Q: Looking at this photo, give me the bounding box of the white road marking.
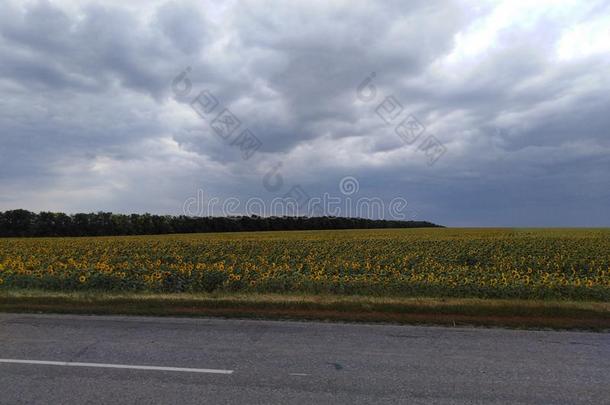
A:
[0,358,233,374]
[289,373,309,376]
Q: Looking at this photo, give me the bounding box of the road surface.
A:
[0,313,608,404]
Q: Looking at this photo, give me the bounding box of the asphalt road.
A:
[0,313,608,404]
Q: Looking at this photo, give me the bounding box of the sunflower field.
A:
[0,228,609,300]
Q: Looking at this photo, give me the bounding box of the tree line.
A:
[0,209,441,237]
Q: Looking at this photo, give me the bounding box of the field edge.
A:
[1,290,608,330]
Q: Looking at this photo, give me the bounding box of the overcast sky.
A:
[1,0,608,226]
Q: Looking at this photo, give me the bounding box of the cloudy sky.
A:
[1,0,609,226]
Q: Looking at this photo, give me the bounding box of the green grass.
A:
[1,289,608,330]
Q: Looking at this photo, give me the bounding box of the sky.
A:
[0,0,609,227]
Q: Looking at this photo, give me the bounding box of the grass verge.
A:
[1,289,608,330]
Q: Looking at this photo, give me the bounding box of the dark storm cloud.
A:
[0,0,608,225]
[223,0,464,152]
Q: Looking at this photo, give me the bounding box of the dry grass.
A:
[1,289,608,330]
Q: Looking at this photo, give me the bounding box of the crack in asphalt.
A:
[69,338,100,362]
